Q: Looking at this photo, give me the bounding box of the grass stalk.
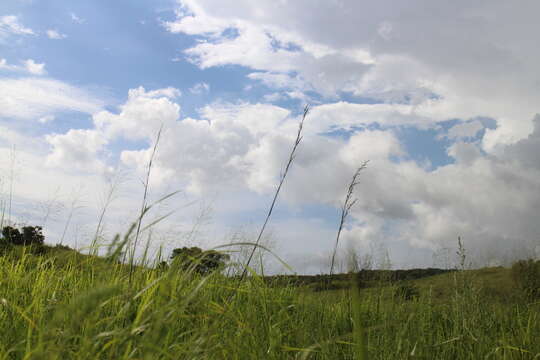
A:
[239,105,309,282]
[330,161,368,276]
[129,124,163,282]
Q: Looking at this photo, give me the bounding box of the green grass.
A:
[0,246,539,359]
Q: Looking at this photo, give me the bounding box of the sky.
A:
[1,0,540,273]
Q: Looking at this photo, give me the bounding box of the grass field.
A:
[0,244,539,359]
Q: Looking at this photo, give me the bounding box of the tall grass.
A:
[1,109,539,359]
[0,245,538,359]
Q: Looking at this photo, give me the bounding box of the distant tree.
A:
[170,247,229,275]
[22,226,45,245]
[1,225,44,246]
[2,226,23,245]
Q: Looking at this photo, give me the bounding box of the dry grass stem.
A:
[239,105,309,282]
[330,161,368,276]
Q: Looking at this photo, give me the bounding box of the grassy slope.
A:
[0,246,538,359]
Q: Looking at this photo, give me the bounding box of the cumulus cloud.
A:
[30,80,540,268]
[93,86,181,140]
[446,120,484,140]
[500,115,540,170]
[165,0,540,154]
[446,142,482,165]
[193,107,538,265]
[0,58,46,75]
[5,0,539,269]
[46,129,108,173]
[44,87,181,175]
[166,2,373,97]
[248,72,303,89]
[23,59,46,75]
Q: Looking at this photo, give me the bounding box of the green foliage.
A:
[511,259,540,300]
[263,268,455,290]
[1,225,44,246]
[1,225,45,256]
[170,246,230,275]
[1,252,539,359]
[0,247,539,358]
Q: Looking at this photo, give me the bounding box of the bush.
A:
[1,225,44,246]
[511,259,540,300]
[0,226,45,255]
[170,247,229,275]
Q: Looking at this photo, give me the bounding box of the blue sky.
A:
[1,0,540,272]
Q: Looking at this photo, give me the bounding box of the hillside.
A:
[1,242,538,358]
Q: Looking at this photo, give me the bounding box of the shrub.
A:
[0,225,45,255]
[1,226,23,245]
[22,226,45,246]
[511,259,540,300]
[170,247,229,275]
[1,225,44,246]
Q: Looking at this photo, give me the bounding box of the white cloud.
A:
[57,88,293,193]
[23,59,46,75]
[0,77,104,120]
[58,89,538,263]
[0,76,533,269]
[307,101,432,134]
[46,29,67,40]
[446,142,482,166]
[0,15,35,39]
[153,101,540,265]
[0,58,46,75]
[165,0,540,154]
[1,1,539,270]
[446,120,484,140]
[70,12,85,24]
[93,86,181,141]
[164,4,229,35]
[46,129,108,173]
[166,4,373,97]
[247,72,306,91]
[189,82,210,94]
[262,92,285,102]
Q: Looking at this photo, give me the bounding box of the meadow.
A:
[1,110,539,359]
[0,241,539,359]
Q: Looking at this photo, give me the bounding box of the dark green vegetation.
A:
[264,268,456,291]
[0,233,539,359]
[169,246,230,275]
[511,259,540,300]
[1,226,44,247]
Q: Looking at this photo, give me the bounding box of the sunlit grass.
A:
[0,245,538,359]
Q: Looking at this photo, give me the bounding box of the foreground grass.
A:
[0,248,539,359]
